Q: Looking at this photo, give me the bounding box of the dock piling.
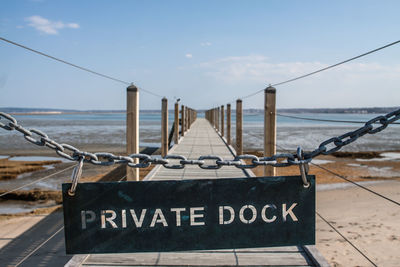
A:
[236,99,243,155]
[264,86,276,176]
[161,97,168,157]
[126,85,139,181]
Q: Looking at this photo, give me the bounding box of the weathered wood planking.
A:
[83,251,313,266]
[67,118,328,266]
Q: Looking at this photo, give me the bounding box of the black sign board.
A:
[62,175,315,254]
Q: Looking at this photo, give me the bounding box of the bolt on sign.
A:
[62,175,315,254]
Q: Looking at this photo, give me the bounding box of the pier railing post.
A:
[217,107,220,133]
[211,109,214,127]
[188,108,191,128]
[221,105,224,137]
[181,105,185,137]
[161,97,168,157]
[174,101,179,145]
[236,99,243,155]
[187,107,189,129]
[126,85,139,181]
[227,104,231,145]
[188,108,191,130]
[264,86,276,176]
[214,108,217,129]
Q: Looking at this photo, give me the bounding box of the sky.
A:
[1,0,400,111]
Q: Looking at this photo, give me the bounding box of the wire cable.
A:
[14,226,64,267]
[277,113,400,125]
[229,39,400,103]
[0,165,74,198]
[0,36,164,98]
[274,143,400,206]
[316,211,377,267]
[312,163,400,207]
[272,39,400,87]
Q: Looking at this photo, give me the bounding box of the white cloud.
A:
[194,54,400,108]
[185,53,193,59]
[201,42,212,47]
[198,55,400,84]
[25,15,80,35]
[67,23,79,29]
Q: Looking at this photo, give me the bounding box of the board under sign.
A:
[62,175,315,254]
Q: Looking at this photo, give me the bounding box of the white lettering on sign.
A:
[282,203,298,222]
[150,209,168,227]
[190,207,205,226]
[219,206,235,225]
[101,210,117,229]
[261,205,277,223]
[239,205,257,224]
[80,203,299,230]
[130,209,147,227]
[81,210,96,229]
[122,209,127,228]
[170,208,186,227]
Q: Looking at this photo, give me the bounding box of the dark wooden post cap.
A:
[127,84,138,92]
[265,86,276,94]
[236,99,242,103]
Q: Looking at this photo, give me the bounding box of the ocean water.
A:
[0,111,399,153]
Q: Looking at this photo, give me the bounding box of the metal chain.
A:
[1,109,399,170]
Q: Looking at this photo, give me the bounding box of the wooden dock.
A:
[67,118,328,266]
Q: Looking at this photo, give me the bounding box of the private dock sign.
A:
[62,175,315,254]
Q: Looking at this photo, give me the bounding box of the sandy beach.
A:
[316,180,400,266]
[1,148,399,266]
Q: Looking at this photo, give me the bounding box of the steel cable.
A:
[230,39,400,102]
[272,39,400,87]
[13,226,64,267]
[316,212,377,267]
[277,113,400,124]
[0,36,164,98]
[274,143,400,207]
[0,165,74,198]
[311,163,400,206]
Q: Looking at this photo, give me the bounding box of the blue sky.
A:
[1,0,400,110]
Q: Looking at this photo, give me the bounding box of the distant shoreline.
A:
[1,106,399,115]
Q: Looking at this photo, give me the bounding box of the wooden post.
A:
[189,108,192,128]
[221,105,224,137]
[187,108,191,130]
[214,108,216,128]
[185,106,189,131]
[236,99,243,155]
[174,101,179,145]
[216,107,220,133]
[227,104,231,145]
[264,86,276,176]
[161,98,168,157]
[181,105,185,137]
[126,85,139,181]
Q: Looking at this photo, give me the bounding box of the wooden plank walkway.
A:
[147,118,246,180]
[67,118,328,267]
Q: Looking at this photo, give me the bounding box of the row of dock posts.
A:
[205,86,277,176]
[126,84,197,181]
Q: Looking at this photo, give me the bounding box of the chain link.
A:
[1,109,399,169]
